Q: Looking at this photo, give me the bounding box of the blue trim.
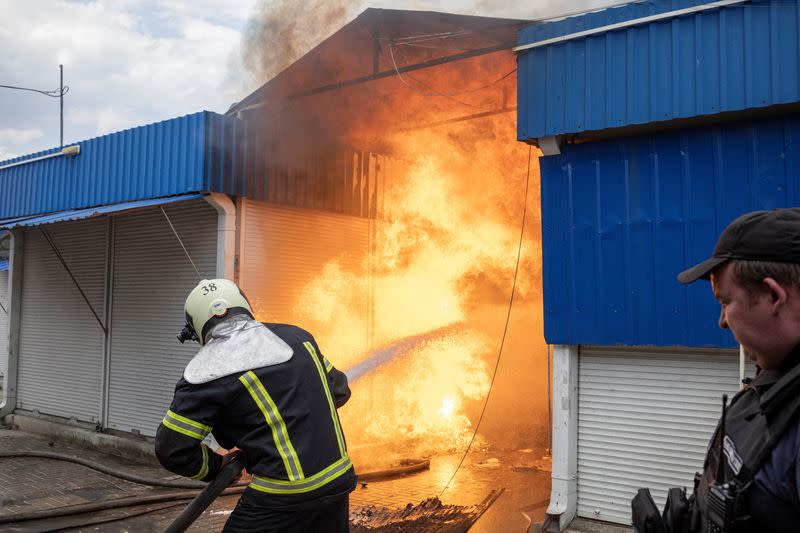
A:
[0,194,204,229]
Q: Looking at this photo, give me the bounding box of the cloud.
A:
[0,0,625,159]
[0,128,44,146]
[0,0,256,156]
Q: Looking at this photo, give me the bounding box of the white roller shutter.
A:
[239,201,371,353]
[106,200,217,436]
[0,270,8,383]
[17,219,107,422]
[576,345,756,524]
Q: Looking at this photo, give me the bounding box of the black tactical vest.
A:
[694,349,800,532]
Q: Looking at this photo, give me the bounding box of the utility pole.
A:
[0,66,69,148]
[60,65,64,147]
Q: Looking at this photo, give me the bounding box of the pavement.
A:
[0,426,555,531]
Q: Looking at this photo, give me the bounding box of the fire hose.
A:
[0,450,429,529]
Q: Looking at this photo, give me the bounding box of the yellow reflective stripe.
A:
[191,444,209,480]
[323,358,333,373]
[249,456,352,494]
[304,341,346,457]
[239,371,304,481]
[167,410,211,432]
[161,410,211,440]
[162,418,206,440]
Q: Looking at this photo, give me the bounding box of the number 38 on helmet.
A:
[177,278,254,345]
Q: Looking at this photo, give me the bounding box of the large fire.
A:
[287,111,544,465]
[244,16,548,469]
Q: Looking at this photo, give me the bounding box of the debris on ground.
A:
[350,489,504,532]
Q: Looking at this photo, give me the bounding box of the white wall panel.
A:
[576,345,755,524]
[17,220,107,422]
[107,200,217,436]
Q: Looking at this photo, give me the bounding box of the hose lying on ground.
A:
[0,451,205,489]
[0,486,247,524]
[0,452,430,526]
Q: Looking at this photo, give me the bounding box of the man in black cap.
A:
[677,208,800,532]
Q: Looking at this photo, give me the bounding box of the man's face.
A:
[711,262,784,369]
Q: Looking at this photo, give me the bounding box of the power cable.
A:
[388,44,512,109]
[438,145,533,498]
[161,206,202,281]
[0,83,69,98]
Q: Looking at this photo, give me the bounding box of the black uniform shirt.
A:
[155,323,356,507]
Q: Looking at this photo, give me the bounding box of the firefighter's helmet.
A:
[180,279,253,345]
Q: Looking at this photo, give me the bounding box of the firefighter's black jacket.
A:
[155,323,356,507]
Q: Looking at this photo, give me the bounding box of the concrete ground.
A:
[0,426,554,532]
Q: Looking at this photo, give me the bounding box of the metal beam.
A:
[294,41,515,99]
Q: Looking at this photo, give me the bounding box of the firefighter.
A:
[155,278,356,532]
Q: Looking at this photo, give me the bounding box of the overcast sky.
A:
[0,0,622,161]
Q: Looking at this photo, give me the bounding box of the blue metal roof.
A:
[540,111,800,348]
[0,112,245,220]
[517,0,800,140]
[0,193,203,229]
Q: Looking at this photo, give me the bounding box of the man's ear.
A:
[762,277,788,311]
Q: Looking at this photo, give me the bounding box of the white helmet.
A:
[179,279,253,345]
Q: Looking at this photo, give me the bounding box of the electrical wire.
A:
[387,44,512,109]
[161,206,202,281]
[438,145,533,498]
[0,83,69,98]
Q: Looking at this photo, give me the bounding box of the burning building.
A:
[0,8,551,520]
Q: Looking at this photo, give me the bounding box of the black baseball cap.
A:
[678,208,800,284]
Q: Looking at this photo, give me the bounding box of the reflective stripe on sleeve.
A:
[239,371,304,481]
[303,341,346,457]
[162,410,212,440]
[323,358,333,373]
[191,443,209,480]
[249,456,352,494]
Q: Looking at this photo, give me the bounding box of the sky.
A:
[0,0,622,161]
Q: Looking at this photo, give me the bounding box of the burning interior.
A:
[230,9,548,476]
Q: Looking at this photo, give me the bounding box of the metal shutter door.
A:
[17,220,107,422]
[0,270,8,382]
[107,200,217,436]
[577,346,755,524]
[240,201,370,347]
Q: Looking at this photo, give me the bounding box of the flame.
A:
[246,43,548,465]
[438,395,457,420]
[290,110,544,463]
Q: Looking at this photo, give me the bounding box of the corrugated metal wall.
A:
[540,113,800,347]
[206,113,385,219]
[107,200,217,436]
[239,200,372,355]
[577,346,754,524]
[517,0,800,140]
[16,219,108,422]
[0,113,209,219]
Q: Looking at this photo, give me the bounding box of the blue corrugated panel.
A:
[517,0,799,140]
[0,113,211,219]
[0,193,203,229]
[0,260,7,272]
[541,112,800,348]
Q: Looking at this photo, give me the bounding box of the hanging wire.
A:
[387,43,511,109]
[0,84,69,98]
[161,206,202,281]
[438,145,533,499]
